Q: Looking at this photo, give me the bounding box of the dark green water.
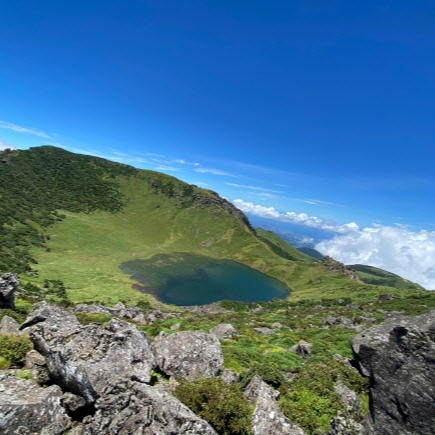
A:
[119,253,291,306]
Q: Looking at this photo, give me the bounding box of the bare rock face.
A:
[244,374,306,435]
[351,311,435,435]
[0,315,21,335]
[26,306,155,405]
[82,380,218,434]
[0,273,19,309]
[20,301,81,336]
[152,330,223,380]
[210,323,238,339]
[75,302,145,323]
[322,256,360,281]
[0,374,71,435]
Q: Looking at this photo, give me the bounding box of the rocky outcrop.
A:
[244,374,306,435]
[82,380,218,434]
[75,302,145,323]
[210,323,238,339]
[153,330,223,380]
[253,327,275,335]
[25,305,155,405]
[0,273,19,309]
[0,315,21,335]
[322,256,360,281]
[290,340,312,358]
[351,311,435,435]
[0,374,71,434]
[20,301,81,336]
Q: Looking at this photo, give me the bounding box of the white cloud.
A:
[303,199,334,206]
[0,121,50,138]
[175,159,200,166]
[233,199,358,234]
[225,183,280,193]
[316,226,435,289]
[194,168,237,177]
[0,138,15,150]
[155,165,178,171]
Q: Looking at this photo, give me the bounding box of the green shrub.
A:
[0,335,32,367]
[174,377,253,435]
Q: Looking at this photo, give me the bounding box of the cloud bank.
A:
[233,199,358,234]
[316,226,435,290]
[233,199,435,289]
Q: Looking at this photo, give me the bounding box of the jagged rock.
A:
[210,323,238,339]
[25,349,46,369]
[0,315,21,335]
[24,349,51,385]
[351,311,435,435]
[82,380,218,434]
[152,330,223,380]
[146,309,170,323]
[323,316,354,329]
[0,273,19,309]
[0,374,71,434]
[334,381,361,415]
[329,413,362,435]
[62,391,87,413]
[322,256,360,281]
[170,322,181,330]
[75,302,145,322]
[244,374,306,435]
[378,293,394,302]
[333,354,358,372]
[253,327,275,335]
[290,340,312,358]
[272,322,283,329]
[352,315,376,326]
[21,301,81,336]
[28,313,155,405]
[221,369,239,384]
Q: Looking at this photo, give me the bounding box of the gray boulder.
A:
[82,380,218,434]
[253,327,275,335]
[0,315,21,335]
[0,273,19,309]
[244,374,306,435]
[153,330,223,380]
[334,381,362,415]
[290,340,312,358]
[329,413,362,435]
[20,301,81,336]
[28,312,155,405]
[75,302,145,323]
[351,311,435,435]
[0,374,71,434]
[210,323,238,339]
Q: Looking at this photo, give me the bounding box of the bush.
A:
[0,335,32,367]
[174,377,253,435]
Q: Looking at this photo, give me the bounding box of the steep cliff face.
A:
[351,311,435,435]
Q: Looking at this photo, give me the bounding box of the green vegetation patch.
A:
[0,334,33,368]
[173,377,253,435]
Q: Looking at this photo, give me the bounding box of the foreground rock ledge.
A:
[351,311,435,435]
[0,374,71,435]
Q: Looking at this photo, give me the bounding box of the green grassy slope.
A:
[255,228,318,263]
[350,264,426,291]
[0,146,419,305]
[297,247,324,260]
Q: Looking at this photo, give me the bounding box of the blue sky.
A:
[1,1,435,287]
